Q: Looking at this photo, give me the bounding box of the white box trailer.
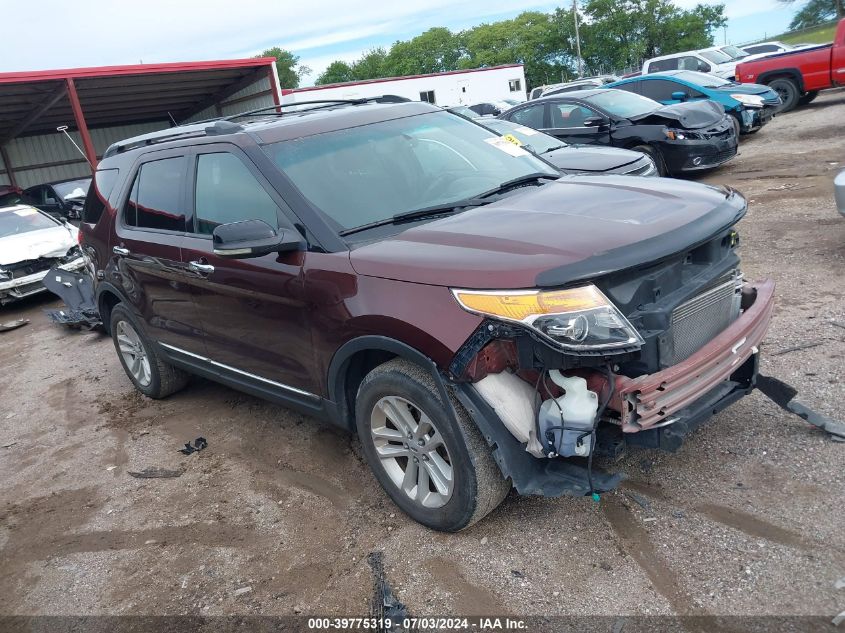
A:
[282,64,526,108]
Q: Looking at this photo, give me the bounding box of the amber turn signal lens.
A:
[452,286,608,322]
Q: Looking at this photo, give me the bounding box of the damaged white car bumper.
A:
[0,256,86,304]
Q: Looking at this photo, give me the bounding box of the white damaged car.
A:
[0,204,86,305]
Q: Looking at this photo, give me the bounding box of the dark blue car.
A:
[605,70,781,135]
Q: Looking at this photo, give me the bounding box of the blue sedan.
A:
[605,70,781,135]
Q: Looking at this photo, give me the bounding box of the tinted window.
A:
[194,153,280,235]
[649,58,679,72]
[611,81,640,95]
[508,104,545,128]
[639,79,685,101]
[550,103,595,127]
[124,157,186,232]
[82,169,119,224]
[745,44,777,54]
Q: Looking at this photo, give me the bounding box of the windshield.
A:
[263,111,558,232]
[700,49,732,64]
[672,70,731,87]
[0,206,58,238]
[480,119,567,153]
[583,90,658,118]
[53,178,91,200]
[720,45,749,60]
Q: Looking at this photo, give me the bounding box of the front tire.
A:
[631,145,667,176]
[110,304,190,399]
[355,359,510,532]
[729,113,742,138]
[769,77,800,112]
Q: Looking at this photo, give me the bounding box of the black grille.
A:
[9,258,57,280]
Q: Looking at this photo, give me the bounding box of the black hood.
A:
[629,100,725,129]
[543,145,643,172]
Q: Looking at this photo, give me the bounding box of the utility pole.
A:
[573,0,583,78]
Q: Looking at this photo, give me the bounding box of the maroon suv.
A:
[79,99,774,531]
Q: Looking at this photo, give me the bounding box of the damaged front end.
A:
[445,225,779,498]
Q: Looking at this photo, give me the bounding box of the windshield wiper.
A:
[477,172,558,198]
[541,145,567,154]
[338,198,488,237]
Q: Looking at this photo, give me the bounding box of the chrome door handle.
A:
[188,261,215,274]
[113,246,130,256]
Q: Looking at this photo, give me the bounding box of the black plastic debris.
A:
[179,437,208,455]
[0,319,29,332]
[42,266,101,329]
[757,374,845,442]
[128,467,184,479]
[367,552,407,631]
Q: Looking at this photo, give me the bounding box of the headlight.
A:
[452,284,644,351]
[664,129,698,140]
[730,94,764,108]
[62,246,82,261]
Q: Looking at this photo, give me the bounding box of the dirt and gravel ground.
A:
[1,90,844,625]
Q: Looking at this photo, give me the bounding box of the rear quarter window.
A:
[82,169,119,224]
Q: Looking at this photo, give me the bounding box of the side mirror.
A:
[583,116,606,128]
[212,219,304,259]
[671,91,688,101]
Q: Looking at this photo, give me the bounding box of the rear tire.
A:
[768,77,800,112]
[631,145,667,176]
[110,304,190,399]
[355,358,510,532]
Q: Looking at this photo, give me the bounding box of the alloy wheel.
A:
[115,320,152,387]
[370,395,454,508]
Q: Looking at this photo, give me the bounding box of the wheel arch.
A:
[327,336,447,432]
[759,69,805,92]
[96,282,128,335]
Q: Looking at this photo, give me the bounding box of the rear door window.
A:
[648,58,679,72]
[507,103,545,128]
[193,152,280,235]
[639,79,684,101]
[124,156,187,232]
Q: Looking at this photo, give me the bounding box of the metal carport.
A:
[0,58,281,188]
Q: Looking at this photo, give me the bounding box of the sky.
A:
[2,0,809,84]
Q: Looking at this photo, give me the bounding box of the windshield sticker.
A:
[485,136,529,157]
[13,208,38,216]
[501,134,524,147]
[515,126,539,136]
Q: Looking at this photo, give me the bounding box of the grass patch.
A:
[747,21,839,47]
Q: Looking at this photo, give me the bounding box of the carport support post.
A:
[65,78,98,171]
[0,144,16,187]
[267,64,282,113]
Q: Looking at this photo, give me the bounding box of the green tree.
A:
[578,0,726,73]
[461,11,574,88]
[781,0,843,29]
[316,61,355,85]
[256,47,311,89]
[351,47,392,80]
[386,27,464,75]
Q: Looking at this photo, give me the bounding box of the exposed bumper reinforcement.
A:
[615,279,775,432]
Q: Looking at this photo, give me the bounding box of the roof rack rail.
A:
[102,120,244,158]
[186,95,411,126]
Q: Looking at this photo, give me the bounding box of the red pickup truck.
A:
[736,18,845,112]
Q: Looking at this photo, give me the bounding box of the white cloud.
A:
[1,0,794,73]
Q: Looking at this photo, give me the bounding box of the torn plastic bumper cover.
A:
[42,265,101,328]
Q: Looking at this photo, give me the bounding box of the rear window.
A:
[82,169,119,224]
[123,157,187,232]
[0,206,58,238]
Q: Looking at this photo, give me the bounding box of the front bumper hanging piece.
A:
[756,374,845,442]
